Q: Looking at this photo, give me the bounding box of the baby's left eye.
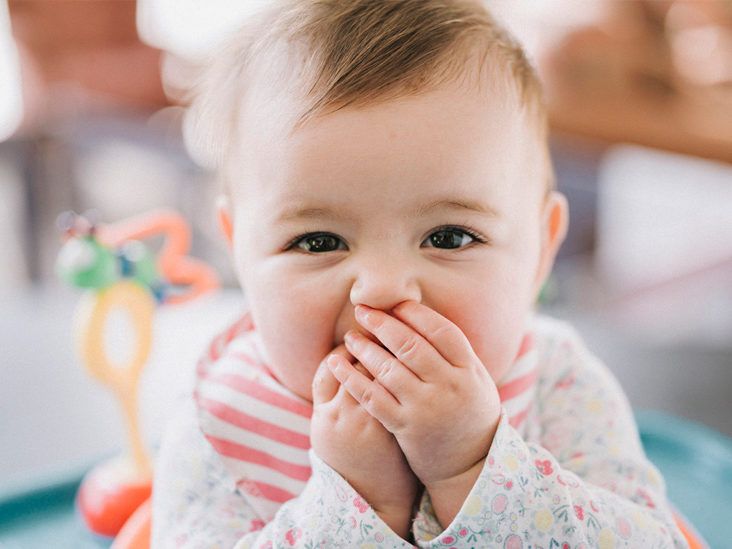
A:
[422,227,484,250]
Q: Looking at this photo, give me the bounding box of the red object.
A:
[76,459,152,538]
[112,498,152,549]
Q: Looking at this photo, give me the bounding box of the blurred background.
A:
[1,0,730,503]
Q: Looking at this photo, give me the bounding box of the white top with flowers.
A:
[151,315,688,548]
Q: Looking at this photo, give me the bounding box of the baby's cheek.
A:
[249,321,317,402]
[249,310,331,401]
[264,367,311,402]
[451,305,527,378]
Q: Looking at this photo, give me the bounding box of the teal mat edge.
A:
[635,408,732,461]
[0,468,85,524]
[0,458,98,503]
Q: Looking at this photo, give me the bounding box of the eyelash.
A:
[284,224,490,253]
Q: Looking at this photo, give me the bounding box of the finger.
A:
[344,330,421,399]
[354,305,446,381]
[388,301,477,368]
[312,359,340,405]
[331,361,375,410]
[313,343,355,404]
[325,353,402,432]
[330,342,355,363]
[352,360,375,381]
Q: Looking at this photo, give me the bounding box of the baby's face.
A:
[222,78,566,402]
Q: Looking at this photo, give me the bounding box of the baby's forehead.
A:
[241,47,535,137]
[225,76,549,210]
[185,0,547,179]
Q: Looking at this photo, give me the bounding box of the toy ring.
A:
[76,280,154,474]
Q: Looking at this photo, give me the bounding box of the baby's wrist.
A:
[424,457,486,528]
[374,506,413,540]
[424,456,484,492]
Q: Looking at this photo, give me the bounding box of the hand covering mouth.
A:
[336,331,388,358]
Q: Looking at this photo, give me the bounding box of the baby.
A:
[152,1,688,547]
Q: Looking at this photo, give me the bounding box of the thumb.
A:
[312,355,340,405]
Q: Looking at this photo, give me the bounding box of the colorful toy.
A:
[56,209,219,547]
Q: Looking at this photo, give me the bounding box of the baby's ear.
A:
[533,191,569,296]
[216,194,234,249]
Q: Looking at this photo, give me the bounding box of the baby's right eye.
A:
[288,232,348,253]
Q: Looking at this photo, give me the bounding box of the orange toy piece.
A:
[674,512,709,549]
[97,209,219,305]
[111,498,152,549]
[76,457,152,538]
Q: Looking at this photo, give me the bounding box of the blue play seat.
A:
[636,409,732,549]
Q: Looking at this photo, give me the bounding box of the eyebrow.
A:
[277,206,349,222]
[276,198,499,222]
[414,199,499,219]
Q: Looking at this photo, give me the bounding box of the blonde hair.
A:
[184,0,549,185]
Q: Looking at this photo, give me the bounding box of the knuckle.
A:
[429,323,454,342]
[396,335,420,360]
[359,386,375,408]
[376,357,395,380]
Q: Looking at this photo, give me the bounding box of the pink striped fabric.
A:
[195,312,538,521]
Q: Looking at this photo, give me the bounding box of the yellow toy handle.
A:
[76,280,154,477]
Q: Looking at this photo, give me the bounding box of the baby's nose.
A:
[348,253,421,312]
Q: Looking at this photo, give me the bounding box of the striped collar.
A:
[195,312,538,521]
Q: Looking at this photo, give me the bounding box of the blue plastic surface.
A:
[0,470,111,548]
[636,410,732,549]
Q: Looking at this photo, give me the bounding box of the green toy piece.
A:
[56,235,118,290]
[55,212,165,301]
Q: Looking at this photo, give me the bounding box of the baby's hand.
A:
[310,344,419,539]
[327,301,502,490]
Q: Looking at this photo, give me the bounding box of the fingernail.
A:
[344,331,360,346]
[326,354,340,368]
[355,305,372,324]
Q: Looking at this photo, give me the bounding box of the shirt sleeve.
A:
[233,449,416,549]
[410,322,689,548]
[152,399,416,548]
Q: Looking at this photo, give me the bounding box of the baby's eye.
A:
[422,226,484,250]
[289,232,347,253]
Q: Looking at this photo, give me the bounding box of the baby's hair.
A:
[184,0,552,190]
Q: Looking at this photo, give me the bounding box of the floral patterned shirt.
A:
[151,315,688,548]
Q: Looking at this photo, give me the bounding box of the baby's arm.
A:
[152,366,418,548]
[411,321,688,548]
